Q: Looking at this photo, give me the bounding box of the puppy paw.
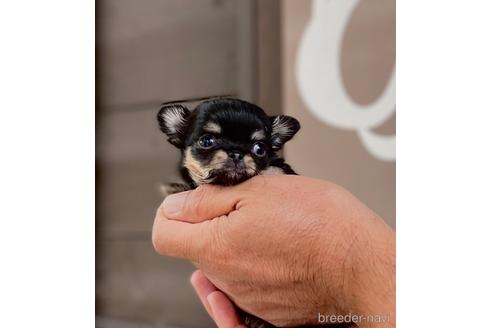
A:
[158,182,190,197]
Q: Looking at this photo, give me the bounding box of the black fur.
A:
[158,98,300,188]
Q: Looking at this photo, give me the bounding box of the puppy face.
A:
[158,98,300,186]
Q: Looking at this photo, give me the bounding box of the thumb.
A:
[161,184,245,223]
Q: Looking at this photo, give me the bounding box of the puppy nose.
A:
[227,150,243,161]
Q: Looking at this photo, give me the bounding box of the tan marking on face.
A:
[243,154,257,175]
[260,166,284,175]
[183,148,209,184]
[251,130,265,141]
[183,148,228,185]
[209,150,227,167]
[203,122,222,134]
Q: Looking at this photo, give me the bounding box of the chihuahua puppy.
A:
[158,97,300,192]
[157,97,300,328]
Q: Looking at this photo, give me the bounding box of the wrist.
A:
[314,212,395,327]
[312,214,365,317]
[349,216,395,327]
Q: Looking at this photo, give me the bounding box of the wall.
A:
[96,1,252,327]
[282,0,396,228]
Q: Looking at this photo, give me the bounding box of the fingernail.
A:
[163,191,188,216]
[190,270,200,285]
[207,293,218,311]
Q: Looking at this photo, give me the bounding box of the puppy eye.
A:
[198,134,216,149]
[252,142,267,157]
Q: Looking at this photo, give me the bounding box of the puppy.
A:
[157,97,300,192]
[157,97,300,328]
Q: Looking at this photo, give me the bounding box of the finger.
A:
[152,206,216,261]
[161,184,245,223]
[190,270,217,320]
[207,291,246,328]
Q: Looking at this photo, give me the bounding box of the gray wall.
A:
[96,1,254,327]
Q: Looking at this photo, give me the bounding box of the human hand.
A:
[190,269,246,328]
[152,175,395,327]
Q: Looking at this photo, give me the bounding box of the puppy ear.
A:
[157,103,191,148]
[269,115,300,150]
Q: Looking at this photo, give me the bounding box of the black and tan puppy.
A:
[157,97,302,328]
[157,97,300,193]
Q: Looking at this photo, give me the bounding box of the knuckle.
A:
[151,207,165,254]
[210,219,227,255]
[196,219,225,265]
[151,206,174,256]
[179,234,193,259]
[151,226,166,255]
